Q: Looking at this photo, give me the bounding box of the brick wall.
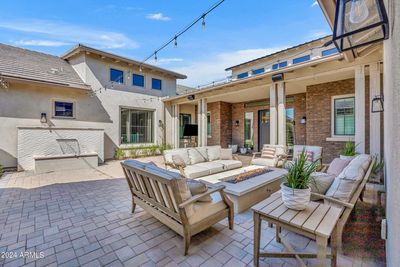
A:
[207,101,232,147]
[306,78,370,163]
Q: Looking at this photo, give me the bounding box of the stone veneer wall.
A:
[207,101,232,148]
[306,78,370,163]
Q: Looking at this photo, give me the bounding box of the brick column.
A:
[269,84,278,145]
[355,65,366,153]
[369,62,381,159]
[277,82,286,146]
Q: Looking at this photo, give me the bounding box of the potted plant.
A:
[229,144,238,153]
[340,141,358,160]
[370,156,384,184]
[281,151,318,210]
[240,147,247,154]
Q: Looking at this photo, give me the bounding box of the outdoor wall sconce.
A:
[333,0,389,52]
[300,116,307,124]
[187,95,195,101]
[158,119,164,128]
[235,120,240,127]
[371,95,384,113]
[40,113,47,123]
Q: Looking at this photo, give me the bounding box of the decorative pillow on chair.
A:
[326,158,350,176]
[296,151,314,162]
[220,149,233,160]
[187,179,212,202]
[309,172,335,201]
[261,147,276,159]
[172,154,187,168]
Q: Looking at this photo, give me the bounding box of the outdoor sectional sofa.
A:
[163,145,243,178]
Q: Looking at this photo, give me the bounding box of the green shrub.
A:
[285,151,319,189]
[115,148,126,160]
[0,165,3,177]
[129,148,138,158]
[341,141,358,156]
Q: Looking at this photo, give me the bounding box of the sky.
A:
[0,0,331,87]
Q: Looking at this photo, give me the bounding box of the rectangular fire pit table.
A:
[199,166,287,213]
[252,192,341,267]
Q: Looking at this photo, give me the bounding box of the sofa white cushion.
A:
[252,157,276,167]
[220,149,233,160]
[188,198,227,224]
[183,165,210,179]
[207,146,221,161]
[214,160,242,170]
[195,162,224,174]
[348,154,371,172]
[188,148,208,164]
[164,149,191,166]
[337,159,368,181]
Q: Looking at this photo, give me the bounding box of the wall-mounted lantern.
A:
[235,120,240,127]
[333,0,389,52]
[371,95,384,113]
[40,113,47,123]
[300,116,307,124]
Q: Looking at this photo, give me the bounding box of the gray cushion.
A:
[183,165,210,179]
[309,172,335,200]
[187,179,212,202]
[214,159,242,170]
[252,157,276,167]
[164,149,191,165]
[195,162,224,174]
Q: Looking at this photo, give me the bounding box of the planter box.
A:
[34,153,98,173]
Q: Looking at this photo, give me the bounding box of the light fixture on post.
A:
[40,113,47,123]
[332,0,389,52]
[371,95,384,113]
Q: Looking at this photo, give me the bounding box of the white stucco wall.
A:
[17,127,104,170]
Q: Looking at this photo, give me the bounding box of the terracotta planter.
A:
[340,155,356,160]
[281,183,311,210]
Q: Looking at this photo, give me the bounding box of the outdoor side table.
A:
[252,192,342,267]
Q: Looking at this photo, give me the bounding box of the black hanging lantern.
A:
[371,95,384,113]
[333,0,389,52]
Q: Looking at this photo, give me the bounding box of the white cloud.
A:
[171,47,288,87]
[151,58,184,65]
[311,1,319,7]
[308,30,330,39]
[11,39,70,47]
[0,19,139,49]
[146,13,171,21]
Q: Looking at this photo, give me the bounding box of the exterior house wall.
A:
[207,102,232,147]
[306,78,370,163]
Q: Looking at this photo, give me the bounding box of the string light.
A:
[138,0,225,69]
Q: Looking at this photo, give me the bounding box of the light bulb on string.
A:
[139,65,143,72]
[154,52,158,62]
[202,15,206,29]
[174,36,178,47]
[349,0,369,24]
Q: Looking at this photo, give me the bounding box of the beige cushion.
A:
[164,149,191,166]
[172,154,186,167]
[188,148,208,164]
[183,165,210,179]
[214,159,242,170]
[188,199,227,224]
[195,162,224,174]
[261,147,276,159]
[349,154,372,172]
[207,146,221,161]
[325,175,362,203]
[327,158,350,176]
[187,179,212,202]
[175,178,194,216]
[220,149,233,160]
[309,172,335,200]
[252,157,276,167]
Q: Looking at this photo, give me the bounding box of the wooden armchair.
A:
[121,160,234,255]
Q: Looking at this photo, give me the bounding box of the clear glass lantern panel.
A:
[343,25,385,49]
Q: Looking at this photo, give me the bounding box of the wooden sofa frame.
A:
[121,162,234,255]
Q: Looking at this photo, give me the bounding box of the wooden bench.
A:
[121,160,234,255]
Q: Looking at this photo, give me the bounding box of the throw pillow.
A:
[261,147,276,159]
[172,154,186,168]
[176,178,195,216]
[220,148,233,160]
[326,158,350,176]
[188,148,208,164]
[207,146,221,161]
[309,172,335,201]
[296,151,314,162]
[187,179,212,202]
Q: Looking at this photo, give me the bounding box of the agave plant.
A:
[341,141,358,156]
[285,151,319,189]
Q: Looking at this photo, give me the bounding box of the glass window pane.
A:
[322,48,338,57]
[334,97,355,136]
[286,108,294,147]
[293,55,311,64]
[237,72,249,79]
[272,63,279,70]
[110,68,124,83]
[244,112,254,148]
[207,112,211,137]
[152,78,162,90]
[133,74,144,87]
[54,101,73,117]
[179,114,191,138]
[252,68,264,75]
[120,109,154,144]
[279,61,288,68]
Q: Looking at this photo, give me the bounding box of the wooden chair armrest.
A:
[319,164,330,173]
[164,162,186,177]
[233,154,239,161]
[252,152,262,160]
[310,192,354,209]
[179,185,226,208]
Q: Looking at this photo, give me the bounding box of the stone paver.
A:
[0,156,385,266]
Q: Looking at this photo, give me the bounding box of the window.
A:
[293,55,311,64]
[54,101,74,118]
[252,68,265,75]
[132,74,144,87]
[333,96,355,136]
[237,72,249,79]
[110,68,124,84]
[272,61,287,70]
[322,48,339,57]
[244,112,254,149]
[179,114,191,138]
[207,112,211,137]
[286,108,295,147]
[120,108,154,144]
[152,78,162,90]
